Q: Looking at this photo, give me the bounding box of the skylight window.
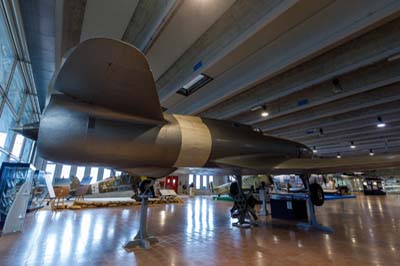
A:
[177,74,213,96]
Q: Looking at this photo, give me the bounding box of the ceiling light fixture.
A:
[350,141,356,149]
[261,105,269,117]
[336,153,341,159]
[183,74,205,89]
[377,116,386,128]
[369,149,374,156]
[177,74,213,96]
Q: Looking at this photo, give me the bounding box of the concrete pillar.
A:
[70,166,77,177]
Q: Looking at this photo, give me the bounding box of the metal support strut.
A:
[297,174,333,233]
[124,180,158,250]
[259,187,268,216]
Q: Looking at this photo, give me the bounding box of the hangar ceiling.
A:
[20,0,400,159]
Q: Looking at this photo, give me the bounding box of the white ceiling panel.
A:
[147,0,236,80]
[80,0,139,42]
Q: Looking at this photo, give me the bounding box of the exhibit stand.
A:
[259,188,268,216]
[124,180,158,250]
[297,175,333,233]
[0,163,35,236]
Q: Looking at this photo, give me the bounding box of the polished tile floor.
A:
[0,194,399,266]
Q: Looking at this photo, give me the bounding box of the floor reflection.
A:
[0,194,399,265]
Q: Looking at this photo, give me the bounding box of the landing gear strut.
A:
[230,175,258,228]
[124,179,158,250]
[297,174,333,233]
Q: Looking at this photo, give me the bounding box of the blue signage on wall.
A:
[297,99,309,106]
[193,61,203,72]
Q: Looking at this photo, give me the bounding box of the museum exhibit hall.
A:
[0,0,400,265]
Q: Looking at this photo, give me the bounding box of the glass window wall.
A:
[0,12,14,89]
[20,138,32,162]
[196,175,201,189]
[76,166,85,180]
[90,167,99,183]
[0,9,40,167]
[11,134,24,157]
[0,104,16,151]
[45,163,56,180]
[103,168,111,179]
[61,165,71,178]
[7,66,25,115]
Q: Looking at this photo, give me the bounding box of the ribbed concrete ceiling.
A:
[19,0,56,110]
[20,0,400,160]
[145,0,235,80]
[80,0,139,41]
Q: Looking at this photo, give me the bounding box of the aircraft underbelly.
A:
[37,95,308,173]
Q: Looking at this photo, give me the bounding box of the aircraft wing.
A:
[53,38,164,123]
[213,154,290,170]
[273,154,400,174]
[213,154,400,174]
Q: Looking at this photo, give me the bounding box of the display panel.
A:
[0,162,31,229]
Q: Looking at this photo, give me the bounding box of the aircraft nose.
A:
[298,145,313,158]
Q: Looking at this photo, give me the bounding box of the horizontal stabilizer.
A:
[53,38,164,123]
[12,122,39,141]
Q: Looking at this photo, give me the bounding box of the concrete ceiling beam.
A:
[266,102,400,138]
[303,125,400,146]
[318,138,400,151]
[258,83,400,131]
[168,0,400,115]
[234,59,400,125]
[201,17,400,119]
[55,0,87,70]
[157,0,300,100]
[292,112,400,142]
[316,140,400,157]
[310,134,400,150]
[122,0,179,53]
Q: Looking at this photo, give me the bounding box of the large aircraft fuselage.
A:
[37,95,311,175]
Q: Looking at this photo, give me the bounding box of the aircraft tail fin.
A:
[53,38,165,124]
